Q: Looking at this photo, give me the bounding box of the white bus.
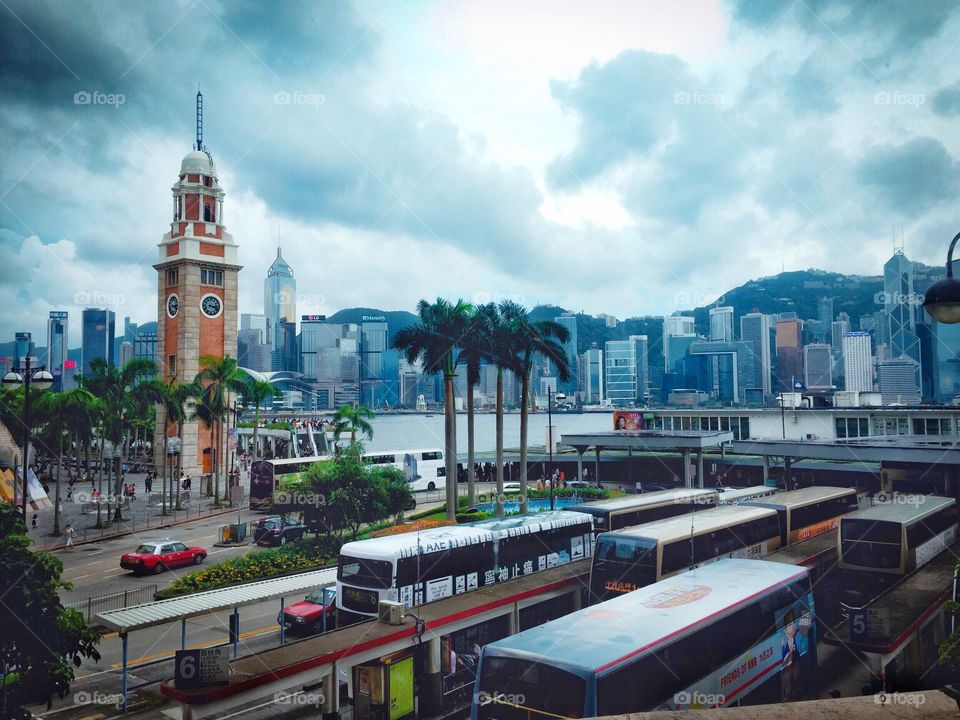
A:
[718,486,779,505]
[474,559,817,718]
[589,505,781,602]
[566,488,719,533]
[362,448,446,492]
[336,511,594,619]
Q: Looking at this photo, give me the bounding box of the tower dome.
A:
[180,149,216,177]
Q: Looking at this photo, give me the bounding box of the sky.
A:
[2,0,960,343]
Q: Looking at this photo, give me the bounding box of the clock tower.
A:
[154,91,241,481]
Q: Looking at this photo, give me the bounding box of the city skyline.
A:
[4,2,960,341]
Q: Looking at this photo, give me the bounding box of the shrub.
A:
[370,519,455,538]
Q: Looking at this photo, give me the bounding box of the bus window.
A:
[338,555,393,589]
[421,450,442,461]
[477,656,586,720]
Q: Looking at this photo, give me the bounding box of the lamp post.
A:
[923,230,960,324]
[547,389,566,511]
[2,357,54,521]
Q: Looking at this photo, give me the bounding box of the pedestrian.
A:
[31,514,38,530]
[57,499,63,516]
[64,523,75,548]
[145,474,152,493]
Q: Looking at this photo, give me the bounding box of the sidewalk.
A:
[26,470,249,550]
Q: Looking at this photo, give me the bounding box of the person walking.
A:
[31,514,38,530]
[64,524,75,548]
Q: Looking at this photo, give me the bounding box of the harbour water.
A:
[352,411,614,455]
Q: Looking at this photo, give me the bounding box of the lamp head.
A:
[31,369,54,391]
[923,276,960,324]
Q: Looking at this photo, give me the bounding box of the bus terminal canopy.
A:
[97,567,337,634]
[560,430,734,453]
[731,435,960,466]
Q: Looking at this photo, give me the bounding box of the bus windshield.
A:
[477,656,586,720]
[591,535,657,601]
[338,555,393,589]
[840,519,902,568]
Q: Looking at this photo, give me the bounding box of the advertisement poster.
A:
[389,656,414,720]
[613,411,643,430]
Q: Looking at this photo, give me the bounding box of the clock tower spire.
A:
[154,93,242,483]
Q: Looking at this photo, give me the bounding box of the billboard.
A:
[613,411,644,430]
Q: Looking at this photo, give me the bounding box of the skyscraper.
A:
[709,306,734,342]
[580,344,604,404]
[883,250,922,397]
[119,341,134,367]
[14,331,34,366]
[842,332,872,393]
[555,314,578,394]
[264,246,296,370]
[46,312,68,391]
[663,315,696,369]
[739,312,772,396]
[803,343,832,391]
[877,358,922,404]
[775,318,803,391]
[831,317,850,349]
[685,340,755,402]
[604,337,644,403]
[361,317,389,407]
[817,297,834,327]
[81,308,115,376]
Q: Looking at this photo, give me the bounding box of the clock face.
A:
[166,293,179,319]
[200,293,223,318]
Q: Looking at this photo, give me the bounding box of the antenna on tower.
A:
[195,86,204,152]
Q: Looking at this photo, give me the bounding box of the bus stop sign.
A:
[849,608,890,641]
[175,647,230,689]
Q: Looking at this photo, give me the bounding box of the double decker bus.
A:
[589,505,782,602]
[566,488,718,533]
[744,486,859,545]
[473,559,816,719]
[336,511,593,619]
[838,495,958,575]
[250,447,446,511]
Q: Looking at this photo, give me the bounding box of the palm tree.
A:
[59,388,97,530]
[36,389,89,535]
[143,378,198,513]
[456,303,497,506]
[242,379,281,461]
[499,301,572,513]
[332,404,375,446]
[393,298,473,521]
[83,357,157,522]
[485,307,520,517]
[195,355,248,504]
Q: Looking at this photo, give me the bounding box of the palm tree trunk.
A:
[495,368,504,517]
[467,381,476,506]
[519,371,530,514]
[96,437,104,527]
[113,419,123,521]
[444,371,457,521]
[252,405,261,461]
[161,407,168,514]
[175,421,184,510]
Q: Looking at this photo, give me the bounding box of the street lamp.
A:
[923,230,960,324]
[2,357,53,521]
[547,389,566,511]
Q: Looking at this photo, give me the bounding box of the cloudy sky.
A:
[2,0,960,343]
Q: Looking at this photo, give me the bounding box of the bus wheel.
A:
[428,482,436,491]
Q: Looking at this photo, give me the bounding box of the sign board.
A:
[849,608,890,641]
[49,311,68,320]
[388,656,414,720]
[175,647,230,689]
[64,359,77,369]
[228,428,237,451]
[302,314,326,322]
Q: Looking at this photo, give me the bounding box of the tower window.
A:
[201,268,223,287]
[166,268,179,286]
[204,176,212,187]
[167,354,177,377]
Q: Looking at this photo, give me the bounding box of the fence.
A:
[65,584,158,623]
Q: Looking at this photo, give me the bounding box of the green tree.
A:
[456,303,498,506]
[0,505,100,719]
[195,355,247,503]
[241,379,281,461]
[484,306,520,517]
[288,444,412,539]
[78,357,156,522]
[393,298,472,521]
[143,379,198,513]
[332,404,375,446]
[499,301,571,513]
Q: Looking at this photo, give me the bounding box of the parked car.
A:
[254,514,307,546]
[120,539,206,575]
[502,482,522,493]
[279,586,337,634]
[564,480,592,490]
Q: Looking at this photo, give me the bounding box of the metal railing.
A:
[65,583,159,623]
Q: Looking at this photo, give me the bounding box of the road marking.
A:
[109,624,280,668]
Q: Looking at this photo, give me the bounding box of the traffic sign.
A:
[849,608,890,641]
